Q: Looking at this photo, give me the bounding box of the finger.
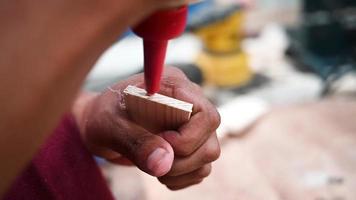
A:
[167,133,220,176]
[162,107,220,156]
[159,164,211,189]
[157,72,221,156]
[166,180,203,191]
[163,66,190,80]
[160,67,201,101]
[109,67,191,94]
[107,118,174,177]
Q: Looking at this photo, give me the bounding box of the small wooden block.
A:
[123,85,193,133]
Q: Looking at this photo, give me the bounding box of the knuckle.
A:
[194,179,204,185]
[173,135,197,156]
[157,177,168,184]
[166,67,188,80]
[124,134,158,162]
[190,179,204,187]
[128,134,150,151]
[202,140,221,163]
[174,144,195,156]
[191,82,202,92]
[167,185,181,191]
[196,166,211,179]
[167,181,202,191]
[208,109,221,131]
[166,179,203,191]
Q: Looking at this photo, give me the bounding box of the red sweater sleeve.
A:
[3,114,114,200]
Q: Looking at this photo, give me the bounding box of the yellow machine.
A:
[192,7,252,87]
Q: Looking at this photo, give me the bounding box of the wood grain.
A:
[123,85,193,133]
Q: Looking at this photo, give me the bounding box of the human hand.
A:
[75,67,221,190]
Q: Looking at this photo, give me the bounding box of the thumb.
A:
[110,120,174,177]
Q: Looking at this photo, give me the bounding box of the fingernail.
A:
[147,148,172,177]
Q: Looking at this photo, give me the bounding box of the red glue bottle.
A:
[133,6,188,95]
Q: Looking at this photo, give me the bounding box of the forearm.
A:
[0,0,156,195]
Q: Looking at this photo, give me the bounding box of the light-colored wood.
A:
[123,85,193,133]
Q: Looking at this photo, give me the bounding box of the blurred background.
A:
[86,0,356,199]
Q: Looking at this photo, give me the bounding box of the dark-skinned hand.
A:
[76,67,221,190]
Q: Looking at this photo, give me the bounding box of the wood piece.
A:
[123,85,193,133]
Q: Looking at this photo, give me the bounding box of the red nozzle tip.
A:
[133,6,188,95]
[143,40,167,95]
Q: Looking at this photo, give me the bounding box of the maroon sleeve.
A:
[3,114,114,200]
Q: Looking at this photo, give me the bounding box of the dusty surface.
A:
[103,99,356,200]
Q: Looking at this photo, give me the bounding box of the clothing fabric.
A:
[3,114,114,200]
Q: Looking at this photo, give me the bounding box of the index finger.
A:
[159,78,220,156]
[162,103,220,156]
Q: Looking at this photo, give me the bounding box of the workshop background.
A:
[85,0,356,199]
